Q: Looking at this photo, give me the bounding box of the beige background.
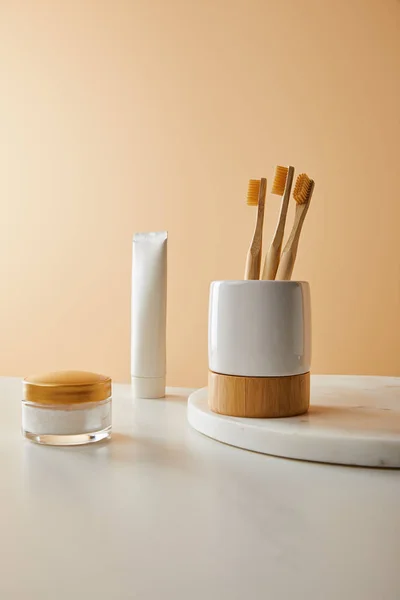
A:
[0,0,399,386]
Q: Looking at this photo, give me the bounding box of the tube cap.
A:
[131,376,165,399]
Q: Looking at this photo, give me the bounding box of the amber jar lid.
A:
[23,371,112,405]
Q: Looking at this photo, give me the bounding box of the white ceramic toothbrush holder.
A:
[208,280,311,418]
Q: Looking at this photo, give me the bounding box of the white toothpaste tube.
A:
[131,231,167,398]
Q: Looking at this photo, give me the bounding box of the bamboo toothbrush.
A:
[275,174,315,281]
[262,165,295,280]
[244,177,267,280]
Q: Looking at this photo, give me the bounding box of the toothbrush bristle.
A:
[271,166,289,196]
[247,179,260,206]
[293,173,313,205]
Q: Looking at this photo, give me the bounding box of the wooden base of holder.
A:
[208,371,310,418]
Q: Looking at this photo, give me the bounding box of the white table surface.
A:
[2,375,400,600]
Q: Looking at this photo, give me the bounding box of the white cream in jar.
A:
[22,370,112,446]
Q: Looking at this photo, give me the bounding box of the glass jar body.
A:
[22,397,112,446]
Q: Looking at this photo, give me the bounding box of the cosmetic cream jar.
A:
[22,371,112,446]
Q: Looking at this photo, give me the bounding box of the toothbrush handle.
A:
[276,202,309,280]
[262,246,281,280]
[244,248,262,280]
[275,245,297,280]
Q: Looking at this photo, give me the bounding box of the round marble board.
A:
[187,375,400,468]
